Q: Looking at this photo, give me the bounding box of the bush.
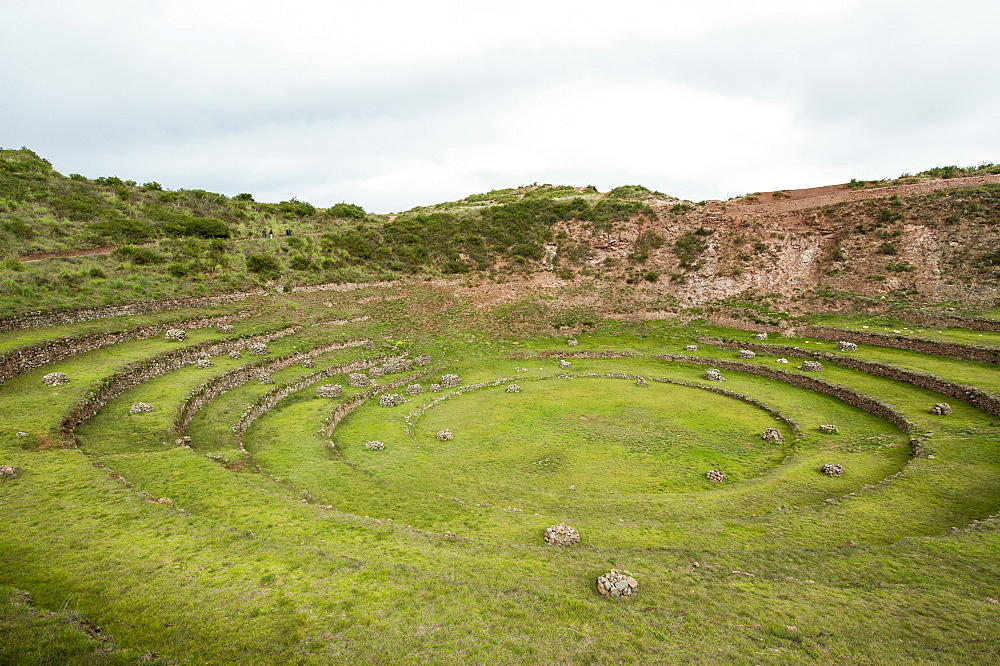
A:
[112,245,162,265]
[327,203,365,219]
[246,253,281,276]
[877,242,899,255]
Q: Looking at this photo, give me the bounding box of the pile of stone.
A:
[429,384,442,392]
[217,324,235,334]
[246,342,269,356]
[704,368,726,382]
[316,384,343,398]
[821,463,844,476]
[41,372,68,386]
[755,332,768,341]
[567,338,578,347]
[706,469,727,482]
[597,570,637,598]
[930,403,952,415]
[544,523,580,546]
[364,441,385,450]
[506,384,521,393]
[635,376,648,387]
[379,393,405,407]
[837,341,858,351]
[436,429,453,441]
[228,350,242,360]
[799,360,824,372]
[559,360,572,369]
[405,383,422,395]
[384,358,414,373]
[685,345,698,352]
[819,424,839,434]
[776,358,789,363]
[164,328,186,341]
[195,358,212,369]
[257,373,274,384]
[348,373,372,388]
[0,465,17,479]
[761,428,785,443]
[414,354,432,366]
[130,402,154,414]
[441,374,462,388]
[301,359,315,369]
[738,349,756,359]
[368,366,386,378]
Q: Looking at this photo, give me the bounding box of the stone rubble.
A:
[506,384,521,393]
[837,341,859,351]
[930,402,952,415]
[129,402,154,414]
[383,358,414,373]
[405,383,422,395]
[195,358,212,369]
[706,469,727,482]
[738,349,756,359]
[776,358,789,363]
[441,374,462,388]
[799,360,824,372]
[301,359,316,369]
[429,384,442,392]
[635,376,648,387]
[246,341,269,356]
[704,368,726,381]
[316,384,343,398]
[363,441,385,450]
[164,328,186,341]
[597,569,637,598]
[567,338,578,347]
[368,366,386,378]
[755,332,768,340]
[436,429,453,441]
[819,424,839,434]
[217,324,235,334]
[821,463,844,476]
[257,372,275,385]
[41,372,69,386]
[1,464,19,478]
[228,350,242,360]
[761,428,785,443]
[544,523,580,546]
[559,360,572,369]
[414,354,432,366]
[348,373,372,388]
[379,393,405,407]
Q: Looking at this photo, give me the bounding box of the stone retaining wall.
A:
[652,353,915,434]
[896,313,1000,333]
[58,327,300,444]
[173,338,372,432]
[702,337,1000,417]
[799,327,1000,364]
[321,368,433,438]
[0,292,264,333]
[0,312,251,385]
[536,351,638,359]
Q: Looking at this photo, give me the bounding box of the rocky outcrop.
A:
[597,570,637,598]
[544,523,580,546]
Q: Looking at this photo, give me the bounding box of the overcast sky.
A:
[3,0,998,212]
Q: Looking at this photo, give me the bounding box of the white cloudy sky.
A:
[3,0,999,212]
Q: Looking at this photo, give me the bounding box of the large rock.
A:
[316,384,343,398]
[544,523,580,546]
[41,372,68,386]
[761,428,785,443]
[930,402,952,415]
[597,569,637,598]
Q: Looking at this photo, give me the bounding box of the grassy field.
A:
[1,284,999,664]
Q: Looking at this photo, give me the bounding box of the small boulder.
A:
[819,424,839,434]
[685,345,698,352]
[0,465,18,479]
[559,360,572,369]
[567,338,578,347]
[754,332,768,341]
[775,358,789,364]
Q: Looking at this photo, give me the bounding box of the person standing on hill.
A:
[286,228,292,236]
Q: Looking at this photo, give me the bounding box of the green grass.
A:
[2,287,1000,664]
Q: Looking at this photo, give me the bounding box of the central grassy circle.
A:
[341,378,792,500]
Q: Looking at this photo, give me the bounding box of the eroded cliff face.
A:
[549,175,1000,310]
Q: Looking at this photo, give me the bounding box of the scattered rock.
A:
[567,338,578,347]
[195,358,212,369]
[228,350,242,360]
[761,428,785,443]
[368,366,386,378]
[405,383,422,395]
[379,393,405,407]
[821,463,844,476]
[429,384,442,392]
[217,324,235,334]
[706,469,727,482]
[738,349,756,359]
[414,354,432,366]
[544,523,580,546]
[441,374,462,388]
[818,424,839,434]
[257,372,275,385]
[755,333,768,340]
[246,342,269,356]
[129,402,154,414]
[731,571,755,578]
[301,359,316,369]
[164,328,186,341]
[635,376,648,387]
[41,372,69,386]
[384,358,414,374]
[559,360,572,369]
[685,345,698,352]
[799,360,824,372]
[775,358,789,363]
[316,384,343,398]
[436,429,453,441]
[837,341,858,351]
[506,384,521,393]
[930,403,952,415]
[597,569,637,598]
[704,368,726,381]
[364,441,385,451]
[348,373,372,388]
[138,652,161,662]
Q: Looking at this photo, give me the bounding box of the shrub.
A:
[247,253,281,276]
[112,245,162,265]
[877,242,899,256]
[327,203,365,219]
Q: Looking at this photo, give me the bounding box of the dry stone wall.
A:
[702,337,1000,417]
[800,327,1000,364]
[0,292,262,333]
